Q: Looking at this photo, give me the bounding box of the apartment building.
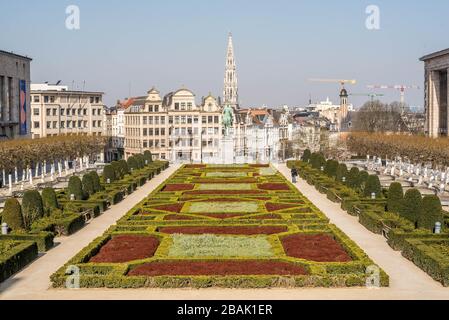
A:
[0,50,32,139]
[124,87,222,162]
[30,83,105,138]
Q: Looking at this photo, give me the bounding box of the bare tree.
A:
[352,100,408,133]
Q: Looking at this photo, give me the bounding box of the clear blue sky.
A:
[1,0,448,108]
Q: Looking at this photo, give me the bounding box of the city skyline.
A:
[1,1,448,108]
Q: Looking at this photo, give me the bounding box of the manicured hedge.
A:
[0,241,38,283]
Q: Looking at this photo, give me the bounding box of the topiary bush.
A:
[310,153,326,170]
[357,171,369,192]
[82,173,96,196]
[118,160,129,177]
[302,149,311,162]
[347,167,360,188]
[387,182,403,214]
[418,195,443,232]
[324,160,339,178]
[42,188,59,215]
[400,189,422,227]
[135,154,145,168]
[68,176,86,200]
[336,164,348,183]
[1,198,24,231]
[364,175,382,198]
[103,164,116,183]
[22,190,44,229]
[143,150,153,164]
[89,171,102,192]
[127,156,139,171]
[111,161,122,180]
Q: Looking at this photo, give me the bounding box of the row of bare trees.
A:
[347,132,449,167]
[0,135,106,175]
[351,101,409,133]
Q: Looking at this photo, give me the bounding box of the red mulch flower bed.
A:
[89,235,160,263]
[282,234,352,262]
[265,203,298,212]
[128,260,307,276]
[195,213,245,219]
[158,226,288,235]
[258,183,291,191]
[164,215,197,221]
[248,214,282,220]
[152,203,184,213]
[185,190,265,195]
[192,179,258,184]
[162,184,195,192]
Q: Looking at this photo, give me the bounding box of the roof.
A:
[30,89,104,95]
[420,48,449,61]
[0,49,33,61]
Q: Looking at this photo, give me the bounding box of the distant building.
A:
[123,87,222,162]
[105,103,125,161]
[304,94,353,132]
[30,83,105,139]
[420,48,449,137]
[0,50,32,139]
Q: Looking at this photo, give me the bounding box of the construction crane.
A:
[309,79,357,90]
[350,93,384,105]
[367,84,420,106]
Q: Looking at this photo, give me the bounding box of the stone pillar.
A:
[429,70,441,138]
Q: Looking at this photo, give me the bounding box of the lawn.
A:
[51,164,389,288]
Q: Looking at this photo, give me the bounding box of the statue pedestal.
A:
[220,134,235,164]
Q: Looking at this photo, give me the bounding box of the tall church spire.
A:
[223,32,239,108]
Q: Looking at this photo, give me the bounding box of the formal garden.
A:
[0,148,169,283]
[51,164,388,289]
[288,148,449,286]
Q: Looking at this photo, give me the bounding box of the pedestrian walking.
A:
[291,167,298,183]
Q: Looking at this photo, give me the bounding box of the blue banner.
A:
[19,80,27,135]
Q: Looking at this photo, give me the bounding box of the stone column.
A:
[429,70,441,138]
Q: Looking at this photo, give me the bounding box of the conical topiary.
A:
[302,149,311,162]
[387,182,403,214]
[364,175,382,198]
[324,160,339,178]
[118,160,129,177]
[82,173,95,196]
[347,167,360,188]
[357,171,369,192]
[400,189,422,227]
[143,150,153,164]
[336,163,348,183]
[22,190,44,229]
[1,198,24,231]
[103,165,116,183]
[418,195,443,232]
[68,176,85,200]
[89,171,102,192]
[42,188,59,215]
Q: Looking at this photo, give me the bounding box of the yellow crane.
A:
[309,78,357,90]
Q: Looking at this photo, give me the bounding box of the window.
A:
[214,116,219,123]
[181,102,186,110]
[143,128,148,136]
[33,96,40,103]
[143,141,148,148]
[83,109,87,116]
[72,109,76,116]
[175,103,180,111]
[92,120,96,127]
[50,96,55,103]
[33,121,40,128]
[92,109,96,116]
[61,109,65,116]
[160,116,165,125]
[90,97,94,103]
[155,128,160,136]
[155,116,159,125]
[53,109,57,116]
[44,96,49,103]
[33,108,39,116]
[161,128,165,135]
[95,97,100,103]
[154,105,159,112]
[53,121,57,128]
[168,116,173,124]
[98,120,102,127]
[149,105,153,112]
[187,102,193,110]
[60,121,65,129]
[149,116,153,125]
[46,121,51,129]
[149,128,153,136]
[202,116,207,124]
[208,116,213,123]
[143,116,147,125]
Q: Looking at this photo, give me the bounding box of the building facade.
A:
[123,87,223,163]
[0,50,32,139]
[30,83,105,139]
[105,105,125,162]
[420,48,449,138]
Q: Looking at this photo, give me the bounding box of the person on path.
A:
[291,167,298,183]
